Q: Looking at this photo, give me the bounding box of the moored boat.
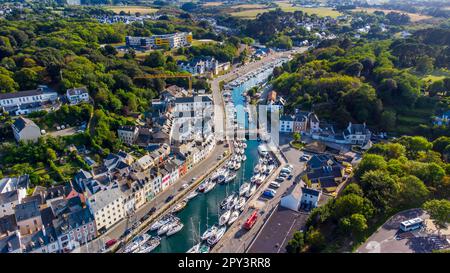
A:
[171,200,187,213]
[219,210,231,226]
[207,226,226,246]
[201,224,218,241]
[239,182,250,196]
[167,221,184,236]
[235,196,246,211]
[203,181,216,193]
[228,210,240,225]
[185,190,198,200]
[246,184,257,198]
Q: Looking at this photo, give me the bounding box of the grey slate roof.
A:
[0,190,19,204]
[12,116,38,132]
[174,96,212,104]
[14,200,41,222]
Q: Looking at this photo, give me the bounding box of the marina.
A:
[125,57,287,253]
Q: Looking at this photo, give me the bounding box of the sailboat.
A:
[239,183,250,196]
[227,210,240,225]
[219,210,231,226]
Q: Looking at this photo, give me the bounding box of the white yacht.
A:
[167,221,184,236]
[219,210,231,226]
[246,184,257,198]
[201,225,218,241]
[239,183,250,196]
[234,196,247,211]
[207,226,226,246]
[227,210,240,225]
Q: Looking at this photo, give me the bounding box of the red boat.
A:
[243,210,258,230]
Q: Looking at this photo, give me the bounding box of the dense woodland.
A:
[271,29,450,137]
[287,136,450,253]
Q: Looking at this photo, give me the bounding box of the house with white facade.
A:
[178,56,219,76]
[0,86,58,115]
[66,87,89,105]
[11,117,41,143]
[117,125,139,145]
[87,187,125,233]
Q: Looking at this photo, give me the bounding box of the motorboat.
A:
[250,173,260,183]
[225,172,236,183]
[246,184,257,198]
[150,215,173,231]
[217,174,226,184]
[157,221,175,236]
[234,196,247,211]
[203,181,216,193]
[201,224,218,241]
[137,236,161,253]
[171,200,187,213]
[207,226,226,246]
[239,183,250,196]
[227,195,238,210]
[185,190,198,200]
[219,210,231,226]
[253,164,261,173]
[234,162,241,171]
[199,244,210,253]
[167,221,184,236]
[227,210,240,225]
[242,155,247,161]
[242,143,247,149]
[220,194,235,210]
[197,181,208,192]
[186,243,201,253]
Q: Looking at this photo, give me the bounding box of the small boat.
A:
[199,244,210,253]
[220,194,235,209]
[242,155,247,161]
[125,241,139,253]
[246,184,257,198]
[201,224,218,241]
[186,243,201,253]
[251,173,260,183]
[225,172,236,183]
[235,196,246,211]
[219,210,231,226]
[234,162,241,171]
[239,183,250,196]
[171,200,187,213]
[167,221,184,236]
[242,143,247,148]
[260,165,267,174]
[150,216,172,231]
[253,164,261,173]
[157,221,175,236]
[186,191,198,200]
[203,181,216,193]
[217,174,226,184]
[227,195,238,210]
[138,236,161,253]
[207,226,226,246]
[197,181,208,192]
[228,210,240,225]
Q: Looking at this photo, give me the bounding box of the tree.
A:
[293,132,301,143]
[356,154,387,178]
[306,228,325,252]
[342,183,363,196]
[380,110,396,131]
[144,51,166,68]
[398,175,429,208]
[415,56,434,74]
[0,73,18,93]
[360,170,400,213]
[339,213,368,236]
[423,199,450,233]
[286,231,305,253]
[333,193,374,219]
[46,148,57,161]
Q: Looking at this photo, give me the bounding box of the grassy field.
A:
[229,1,342,19]
[202,1,223,7]
[231,4,267,9]
[104,5,159,15]
[352,8,432,22]
[192,39,218,46]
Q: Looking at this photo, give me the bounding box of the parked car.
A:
[270,181,281,188]
[105,239,117,249]
[300,155,310,161]
[181,183,189,189]
[165,195,174,203]
[149,207,156,214]
[262,189,276,198]
[275,176,285,182]
[191,177,197,182]
[287,174,293,180]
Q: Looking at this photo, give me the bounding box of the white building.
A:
[279,115,294,133]
[11,117,41,143]
[87,188,125,233]
[178,56,219,76]
[117,126,139,145]
[125,32,193,49]
[173,95,213,112]
[300,187,321,209]
[0,86,58,115]
[66,87,89,105]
